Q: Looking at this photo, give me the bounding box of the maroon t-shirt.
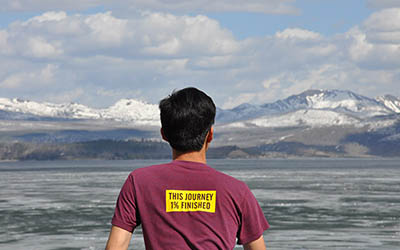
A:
[111,160,269,249]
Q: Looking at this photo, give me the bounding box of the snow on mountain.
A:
[260,89,393,117]
[218,89,398,124]
[0,97,160,126]
[0,98,100,119]
[376,95,400,113]
[100,99,160,125]
[225,109,362,128]
[300,89,392,117]
[0,89,399,128]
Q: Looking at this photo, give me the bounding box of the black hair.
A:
[159,87,216,152]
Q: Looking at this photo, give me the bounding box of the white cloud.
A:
[363,8,400,32]
[84,12,129,46]
[187,55,240,70]
[0,0,299,14]
[363,8,400,43]
[0,30,10,54]
[138,12,239,56]
[96,88,142,98]
[25,11,68,23]
[1,74,23,89]
[25,36,63,58]
[1,64,58,89]
[275,28,322,40]
[222,8,400,105]
[346,27,374,62]
[260,64,347,100]
[222,92,257,109]
[367,31,400,44]
[40,64,58,81]
[239,29,336,78]
[263,76,282,89]
[44,88,85,104]
[344,8,400,69]
[4,11,238,59]
[1,9,400,108]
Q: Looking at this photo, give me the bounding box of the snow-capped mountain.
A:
[226,109,362,128]
[100,99,159,123]
[217,89,399,123]
[376,95,400,113]
[291,89,392,116]
[1,89,399,128]
[0,97,160,125]
[0,98,101,119]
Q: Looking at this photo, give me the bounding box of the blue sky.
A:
[0,0,399,108]
[0,1,373,38]
[209,0,373,39]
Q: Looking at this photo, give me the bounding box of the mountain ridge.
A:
[217,89,400,124]
[1,89,399,128]
[0,97,160,125]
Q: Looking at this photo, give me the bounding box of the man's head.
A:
[159,87,216,152]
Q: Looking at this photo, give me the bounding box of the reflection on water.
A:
[0,159,399,250]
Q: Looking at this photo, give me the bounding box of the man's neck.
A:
[172,149,207,164]
[170,130,211,165]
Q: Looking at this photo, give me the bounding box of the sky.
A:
[0,0,399,109]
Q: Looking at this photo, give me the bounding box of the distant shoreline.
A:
[1,138,400,160]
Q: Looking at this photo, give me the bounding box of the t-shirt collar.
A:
[171,160,209,169]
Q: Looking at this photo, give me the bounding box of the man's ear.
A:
[160,128,168,142]
[207,126,214,143]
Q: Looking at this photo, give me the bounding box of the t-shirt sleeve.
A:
[237,184,270,245]
[111,173,141,232]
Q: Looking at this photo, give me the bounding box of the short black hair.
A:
[159,87,216,152]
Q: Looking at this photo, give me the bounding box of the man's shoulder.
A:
[128,160,248,190]
[206,166,244,184]
[130,162,173,176]
[209,167,247,186]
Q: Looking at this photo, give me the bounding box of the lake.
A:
[0,158,399,250]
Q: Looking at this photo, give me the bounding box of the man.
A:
[106,87,269,250]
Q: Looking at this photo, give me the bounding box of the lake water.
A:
[0,159,399,250]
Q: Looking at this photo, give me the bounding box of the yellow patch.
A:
[166,190,216,213]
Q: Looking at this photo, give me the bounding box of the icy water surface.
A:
[0,159,399,250]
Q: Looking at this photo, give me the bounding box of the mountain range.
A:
[1,89,400,158]
[0,97,160,125]
[1,89,400,125]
